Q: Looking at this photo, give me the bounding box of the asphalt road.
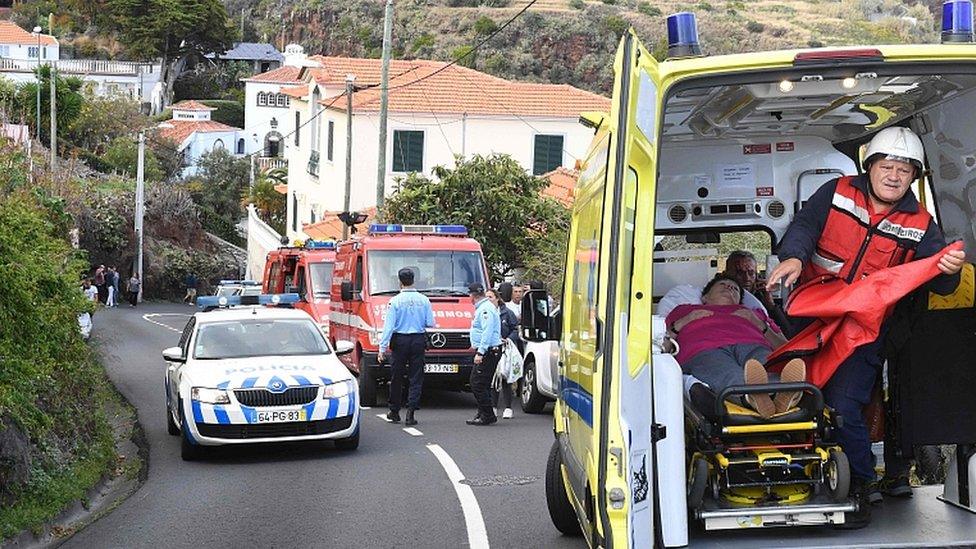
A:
[65,303,578,549]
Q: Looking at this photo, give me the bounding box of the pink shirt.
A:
[665,303,779,364]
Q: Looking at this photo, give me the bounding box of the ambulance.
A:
[522,6,976,547]
[329,224,490,407]
[261,239,336,336]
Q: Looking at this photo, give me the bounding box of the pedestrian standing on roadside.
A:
[488,288,520,419]
[105,267,117,308]
[111,266,121,307]
[377,267,435,426]
[82,279,98,303]
[93,264,107,304]
[466,282,503,426]
[183,272,198,305]
[127,273,140,307]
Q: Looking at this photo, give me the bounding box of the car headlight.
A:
[322,380,354,399]
[191,387,231,404]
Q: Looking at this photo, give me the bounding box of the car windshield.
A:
[193,319,331,359]
[308,262,333,298]
[367,250,485,296]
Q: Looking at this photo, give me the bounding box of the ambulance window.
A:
[354,256,363,292]
[308,262,334,298]
[269,262,282,292]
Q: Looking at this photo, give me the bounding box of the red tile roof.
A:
[303,207,378,241]
[242,65,303,84]
[281,84,308,99]
[0,21,56,46]
[541,167,577,207]
[171,100,216,112]
[157,120,239,146]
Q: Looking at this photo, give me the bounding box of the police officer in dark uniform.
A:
[466,282,502,426]
[377,267,435,426]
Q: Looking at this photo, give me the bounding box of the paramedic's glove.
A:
[766,258,803,291]
[938,249,966,275]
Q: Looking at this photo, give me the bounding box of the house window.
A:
[327,121,334,162]
[42,47,46,59]
[310,207,317,224]
[0,46,9,57]
[294,112,300,147]
[257,92,267,106]
[276,94,288,107]
[310,89,321,153]
[213,139,225,150]
[28,47,38,58]
[533,134,564,175]
[392,130,424,173]
[236,138,245,154]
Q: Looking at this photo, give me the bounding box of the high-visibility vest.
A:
[802,176,932,284]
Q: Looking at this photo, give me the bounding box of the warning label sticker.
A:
[776,142,795,152]
[756,186,775,197]
[743,144,771,155]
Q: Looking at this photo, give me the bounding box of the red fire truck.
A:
[329,224,490,406]
[261,239,336,336]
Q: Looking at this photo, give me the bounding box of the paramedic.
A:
[766,126,965,527]
[666,274,805,418]
[377,267,435,426]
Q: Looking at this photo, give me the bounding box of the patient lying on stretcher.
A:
[664,274,805,419]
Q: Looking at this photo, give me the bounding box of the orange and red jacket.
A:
[778,175,957,294]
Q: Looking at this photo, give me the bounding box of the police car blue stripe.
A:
[293,374,312,386]
[242,377,258,388]
[326,397,339,419]
[267,375,287,391]
[304,401,316,421]
[216,381,230,390]
[214,405,230,424]
[319,376,333,385]
[192,400,204,423]
[347,392,356,416]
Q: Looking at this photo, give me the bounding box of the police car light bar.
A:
[304,239,337,249]
[943,0,975,43]
[197,293,300,309]
[367,224,468,235]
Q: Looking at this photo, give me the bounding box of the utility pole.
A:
[32,27,40,141]
[375,0,394,210]
[343,75,355,240]
[135,132,146,303]
[49,61,56,170]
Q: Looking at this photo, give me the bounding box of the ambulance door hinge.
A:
[651,423,667,443]
[609,446,623,476]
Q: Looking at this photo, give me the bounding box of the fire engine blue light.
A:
[367,224,469,235]
[304,239,336,249]
[197,293,299,309]
[666,12,702,58]
[432,225,468,235]
[942,0,974,42]
[368,224,402,233]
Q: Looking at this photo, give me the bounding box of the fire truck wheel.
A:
[358,356,378,407]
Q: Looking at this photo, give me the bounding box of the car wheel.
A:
[520,359,547,414]
[334,427,360,451]
[166,397,180,436]
[179,399,203,461]
[358,355,378,407]
[546,439,582,536]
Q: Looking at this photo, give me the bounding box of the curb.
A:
[4,386,149,548]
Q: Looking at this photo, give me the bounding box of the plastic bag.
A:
[500,339,523,384]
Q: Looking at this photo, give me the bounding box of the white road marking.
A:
[427,443,489,549]
[377,413,392,422]
[359,406,371,410]
[141,313,188,333]
[403,427,423,436]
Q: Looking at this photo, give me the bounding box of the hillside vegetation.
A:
[229,0,941,94]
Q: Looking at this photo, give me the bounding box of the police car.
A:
[163,293,360,460]
[214,279,262,298]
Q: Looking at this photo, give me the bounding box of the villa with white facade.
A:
[244,54,609,241]
[157,100,242,177]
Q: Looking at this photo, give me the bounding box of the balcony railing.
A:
[307,150,319,178]
[0,58,156,76]
[257,156,287,173]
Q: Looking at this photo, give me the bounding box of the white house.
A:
[157,100,242,177]
[272,56,610,240]
[0,21,163,112]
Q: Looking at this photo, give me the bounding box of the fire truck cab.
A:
[330,224,490,407]
[261,239,336,336]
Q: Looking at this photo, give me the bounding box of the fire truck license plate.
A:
[424,364,459,374]
[255,409,307,423]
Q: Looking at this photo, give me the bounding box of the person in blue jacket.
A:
[466,282,502,426]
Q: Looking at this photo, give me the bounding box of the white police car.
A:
[214,279,262,298]
[163,294,359,460]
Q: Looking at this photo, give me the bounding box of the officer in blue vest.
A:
[378,267,435,426]
[466,282,503,426]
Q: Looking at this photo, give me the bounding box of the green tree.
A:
[14,66,85,146]
[382,154,569,281]
[247,168,287,234]
[67,93,147,153]
[101,136,164,181]
[107,0,237,103]
[183,148,249,244]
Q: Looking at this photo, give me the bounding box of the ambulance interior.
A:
[648,66,976,544]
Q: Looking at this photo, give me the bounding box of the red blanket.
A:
[765,242,963,387]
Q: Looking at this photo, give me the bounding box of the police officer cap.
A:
[467,282,485,295]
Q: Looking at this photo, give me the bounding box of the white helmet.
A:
[862,126,925,172]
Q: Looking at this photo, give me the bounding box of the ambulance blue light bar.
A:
[218,279,260,285]
[666,12,702,58]
[367,224,468,235]
[197,293,300,309]
[304,239,336,249]
[942,0,974,43]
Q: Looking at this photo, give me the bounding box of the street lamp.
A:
[31,26,41,140]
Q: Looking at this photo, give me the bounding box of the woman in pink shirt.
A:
[666,274,803,417]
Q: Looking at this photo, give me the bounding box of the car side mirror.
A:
[334,339,355,355]
[340,281,356,301]
[162,346,185,363]
[521,289,560,342]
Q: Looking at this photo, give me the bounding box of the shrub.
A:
[637,2,662,16]
[473,16,498,35]
[570,0,586,9]
[746,20,765,33]
[696,1,714,11]
[199,99,245,128]
[603,15,630,36]
[601,0,617,5]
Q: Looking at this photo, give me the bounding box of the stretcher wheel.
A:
[825,449,851,502]
[688,457,708,509]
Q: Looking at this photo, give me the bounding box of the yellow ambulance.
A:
[522,4,976,547]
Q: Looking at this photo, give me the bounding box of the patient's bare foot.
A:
[774,359,807,414]
[743,359,775,419]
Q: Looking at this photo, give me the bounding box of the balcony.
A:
[307,150,319,178]
[257,156,287,173]
[0,58,155,76]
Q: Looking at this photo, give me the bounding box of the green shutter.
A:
[533,134,564,175]
[393,130,424,172]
